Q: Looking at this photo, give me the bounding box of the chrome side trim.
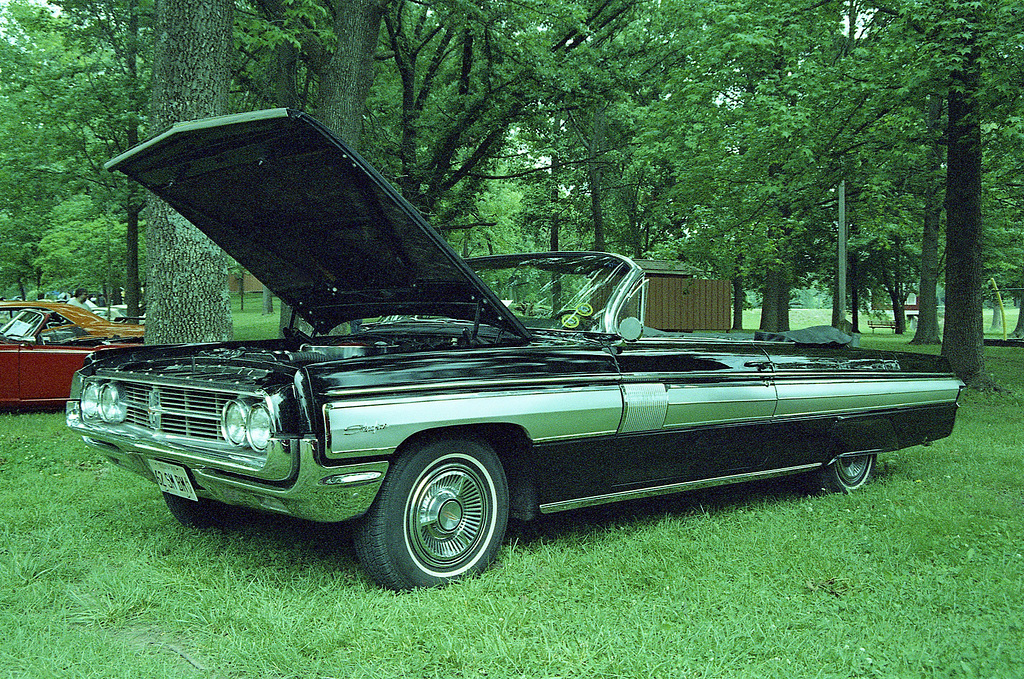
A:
[664,382,776,428]
[619,383,668,433]
[774,377,963,419]
[324,385,625,459]
[323,373,623,398]
[538,463,821,514]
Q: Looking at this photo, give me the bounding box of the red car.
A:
[0,301,144,339]
[0,307,141,410]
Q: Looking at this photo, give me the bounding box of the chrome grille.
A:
[121,382,233,442]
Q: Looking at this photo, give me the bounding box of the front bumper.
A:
[67,401,387,523]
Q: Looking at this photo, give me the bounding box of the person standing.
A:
[68,288,95,310]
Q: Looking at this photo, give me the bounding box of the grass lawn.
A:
[1,306,1022,677]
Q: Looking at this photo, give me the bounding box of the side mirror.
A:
[618,317,644,341]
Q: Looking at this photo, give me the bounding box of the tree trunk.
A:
[587,105,608,252]
[850,255,861,334]
[1013,293,1024,338]
[732,275,744,331]
[989,305,1002,331]
[279,0,387,337]
[125,204,141,317]
[144,0,233,345]
[550,115,562,252]
[262,286,274,315]
[941,29,988,387]
[315,0,387,150]
[883,235,907,334]
[912,95,944,345]
[124,0,143,320]
[760,266,790,332]
[887,287,906,335]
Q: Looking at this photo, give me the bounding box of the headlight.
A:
[99,383,127,423]
[246,404,273,452]
[221,400,249,447]
[81,382,101,420]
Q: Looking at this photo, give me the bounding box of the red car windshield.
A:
[1,309,46,342]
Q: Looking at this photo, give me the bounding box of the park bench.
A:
[867,319,897,332]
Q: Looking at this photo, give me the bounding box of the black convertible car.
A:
[67,109,962,589]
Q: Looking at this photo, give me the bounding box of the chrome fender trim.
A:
[324,385,625,459]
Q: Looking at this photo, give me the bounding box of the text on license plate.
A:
[147,459,198,501]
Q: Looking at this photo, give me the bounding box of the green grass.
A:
[1,305,1022,677]
[231,292,280,341]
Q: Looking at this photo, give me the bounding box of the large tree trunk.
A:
[279,0,387,337]
[144,0,233,345]
[316,0,387,149]
[941,30,988,387]
[759,266,791,332]
[912,95,944,345]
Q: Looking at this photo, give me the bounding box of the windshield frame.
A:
[1,309,46,342]
[466,252,646,335]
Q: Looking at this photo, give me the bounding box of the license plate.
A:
[147,459,198,501]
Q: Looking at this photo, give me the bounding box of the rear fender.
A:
[827,415,898,463]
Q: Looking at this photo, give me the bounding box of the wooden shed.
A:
[635,260,732,332]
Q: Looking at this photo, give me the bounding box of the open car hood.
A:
[105,109,529,339]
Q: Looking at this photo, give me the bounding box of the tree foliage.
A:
[1,0,1023,383]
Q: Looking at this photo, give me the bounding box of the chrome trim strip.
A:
[619,383,668,433]
[538,463,821,514]
[324,385,625,458]
[774,378,963,419]
[323,373,622,398]
[664,382,776,428]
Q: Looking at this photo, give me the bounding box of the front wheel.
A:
[809,453,877,494]
[354,437,509,590]
[162,492,234,529]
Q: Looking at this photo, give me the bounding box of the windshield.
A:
[469,253,644,333]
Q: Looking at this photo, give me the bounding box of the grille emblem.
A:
[148,388,161,430]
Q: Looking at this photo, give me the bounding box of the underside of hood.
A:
[105,108,529,339]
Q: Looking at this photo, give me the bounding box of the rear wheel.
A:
[354,437,509,590]
[809,453,876,494]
